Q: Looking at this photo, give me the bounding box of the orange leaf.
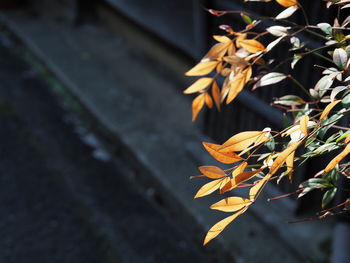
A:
[198,166,226,179]
[220,131,264,152]
[269,141,302,176]
[192,93,205,121]
[203,208,247,245]
[205,41,232,59]
[194,178,225,198]
[324,144,350,173]
[210,197,252,212]
[249,174,272,200]
[236,39,265,53]
[205,93,213,108]
[232,162,248,177]
[202,142,244,164]
[213,35,231,43]
[184,78,213,94]
[211,81,221,110]
[221,169,262,194]
[300,115,309,135]
[275,0,298,7]
[320,100,341,120]
[226,66,252,104]
[185,61,220,76]
[345,135,350,144]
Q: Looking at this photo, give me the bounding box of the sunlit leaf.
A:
[258,72,287,87]
[266,26,289,37]
[275,0,298,7]
[299,115,309,135]
[184,78,213,94]
[185,61,220,76]
[194,178,225,198]
[333,48,348,70]
[236,39,265,53]
[249,174,272,200]
[211,81,221,110]
[276,6,298,19]
[221,131,265,152]
[205,93,213,108]
[199,166,227,179]
[324,143,350,172]
[226,66,252,104]
[210,197,252,212]
[320,100,341,120]
[322,188,337,208]
[269,141,302,176]
[192,93,205,121]
[203,208,247,245]
[317,23,332,35]
[202,142,244,164]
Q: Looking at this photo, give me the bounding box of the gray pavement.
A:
[0,36,216,263]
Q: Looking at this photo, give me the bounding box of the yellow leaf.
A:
[211,81,221,110]
[213,35,231,43]
[300,115,309,135]
[220,131,264,152]
[202,142,244,164]
[269,141,302,176]
[203,208,247,245]
[210,197,252,212]
[185,61,220,76]
[199,166,226,179]
[184,78,213,94]
[324,143,350,173]
[219,177,231,192]
[320,100,341,120]
[275,0,298,7]
[221,168,263,194]
[286,150,295,182]
[205,42,232,59]
[345,135,350,144]
[249,174,272,200]
[205,93,213,108]
[232,162,247,177]
[194,178,225,198]
[226,66,252,104]
[192,93,205,121]
[236,39,265,53]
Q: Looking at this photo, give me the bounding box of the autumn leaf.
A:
[202,142,244,164]
[199,166,227,179]
[236,39,265,53]
[211,81,221,110]
[184,78,213,94]
[205,93,213,108]
[194,178,225,198]
[192,93,205,121]
[269,141,302,176]
[320,100,341,120]
[275,0,298,7]
[324,143,350,173]
[220,131,265,152]
[203,208,247,245]
[300,115,309,135]
[221,169,263,193]
[185,61,220,76]
[226,66,252,104]
[249,174,272,200]
[210,197,252,212]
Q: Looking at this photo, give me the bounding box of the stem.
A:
[288,75,313,99]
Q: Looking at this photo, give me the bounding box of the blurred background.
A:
[0,0,347,262]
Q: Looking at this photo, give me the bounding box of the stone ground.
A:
[0,35,218,263]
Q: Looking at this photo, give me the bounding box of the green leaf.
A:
[259,72,287,87]
[301,178,332,189]
[342,92,350,108]
[333,48,348,70]
[317,23,332,35]
[266,137,275,151]
[274,95,305,106]
[322,188,337,208]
